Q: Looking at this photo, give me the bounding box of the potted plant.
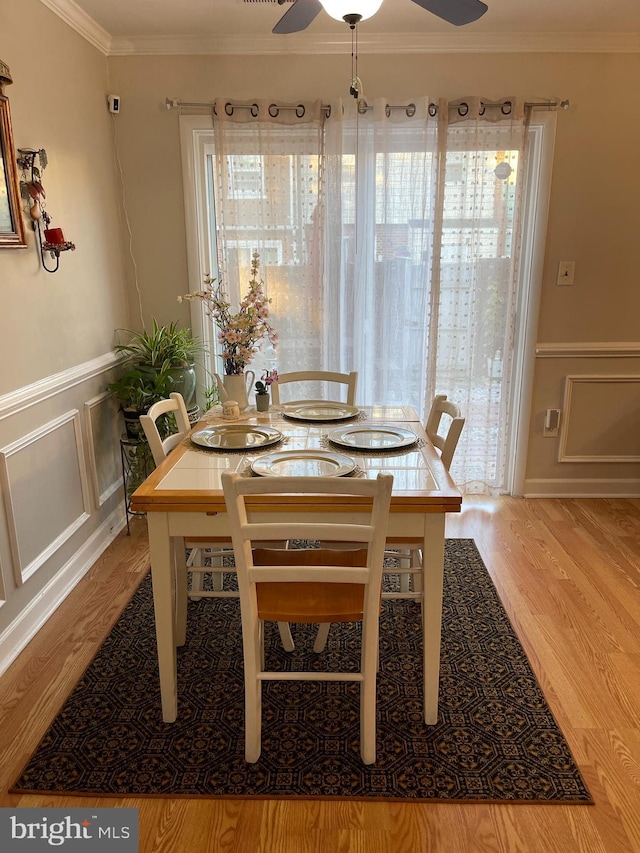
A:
[254,369,278,412]
[113,318,205,410]
[107,364,175,440]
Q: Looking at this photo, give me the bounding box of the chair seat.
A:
[257,582,365,623]
[385,536,422,546]
[253,546,368,621]
[185,536,233,545]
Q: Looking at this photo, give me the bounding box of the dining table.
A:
[130,403,462,725]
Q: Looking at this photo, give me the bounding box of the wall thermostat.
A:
[107,94,121,114]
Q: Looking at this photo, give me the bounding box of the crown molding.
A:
[37,1,640,58]
[39,0,112,54]
[109,31,640,57]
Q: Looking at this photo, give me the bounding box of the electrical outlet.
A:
[543,408,561,436]
[557,261,575,286]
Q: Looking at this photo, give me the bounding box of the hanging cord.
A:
[350,24,361,253]
[350,25,361,100]
[111,113,145,329]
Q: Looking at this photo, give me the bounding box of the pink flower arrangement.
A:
[179,252,277,375]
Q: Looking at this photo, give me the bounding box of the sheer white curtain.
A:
[323,98,438,415]
[209,99,326,383]
[322,96,530,493]
[206,95,531,494]
[430,97,530,493]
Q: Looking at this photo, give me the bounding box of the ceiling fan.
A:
[273,0,489,34]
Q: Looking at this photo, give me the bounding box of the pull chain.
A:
[352,25,359,253]
[350,26,358,98]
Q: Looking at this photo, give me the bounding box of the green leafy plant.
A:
[203,383,221,409]
[114,318,204,369]
[125,442,154,500]
[113,318,205,409]
[107,364,175,412]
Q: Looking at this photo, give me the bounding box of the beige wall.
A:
[1,0,130,394]
[0,1,132,670]
[108,51,640,492]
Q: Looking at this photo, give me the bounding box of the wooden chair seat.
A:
[253,548,368,622]
[257,582,365,623]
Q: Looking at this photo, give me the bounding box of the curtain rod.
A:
[165,97,569,117]
[356,99,570,116]
[165,98,332,118]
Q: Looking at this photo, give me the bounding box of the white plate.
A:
[328,424,418,451]
[280,400,361,422]
[251,450,356,477]
[191,424,283,451]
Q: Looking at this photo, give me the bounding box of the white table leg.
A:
[148,512,178,722]
[174,536,188,646]
[421,513,445,725]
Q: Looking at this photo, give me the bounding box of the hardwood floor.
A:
[1,497,639,852]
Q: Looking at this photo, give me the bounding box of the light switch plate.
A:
[557,261,575,286]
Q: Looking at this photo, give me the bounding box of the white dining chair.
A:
[221,470,393,765]
[140,394,234,626]
[384,394,465,596]
[140,392,294,651]
[270,370,358,405]
[314,393,464,654]
[424,393,466,471]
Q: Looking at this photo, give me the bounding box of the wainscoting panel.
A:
[0,411,92,585]
[85,392,122,509]
[559,375,640,463]
[0,352,127,677]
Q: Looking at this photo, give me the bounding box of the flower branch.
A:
[179,252,277,375]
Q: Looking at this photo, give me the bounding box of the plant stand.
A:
[120,435,153,534]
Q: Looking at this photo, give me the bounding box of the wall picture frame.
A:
[0,60,27,249]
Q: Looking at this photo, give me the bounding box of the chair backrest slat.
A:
[222,472,393,592]
[140,392,191,466]
[425,394,465,471]
[270,370,358,405]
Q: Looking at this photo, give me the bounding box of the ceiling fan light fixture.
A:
[319,0,384,24]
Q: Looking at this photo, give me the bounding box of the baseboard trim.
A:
[0,506,126,678]
[523,478,640,498]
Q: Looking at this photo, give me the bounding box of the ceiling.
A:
[41,0,640,55]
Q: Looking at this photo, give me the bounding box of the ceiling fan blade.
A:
[273,0,323,34]
[410,0,488,26]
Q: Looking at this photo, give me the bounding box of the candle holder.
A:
[17,147,76,273]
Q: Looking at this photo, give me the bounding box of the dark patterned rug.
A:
[11,539,592,803]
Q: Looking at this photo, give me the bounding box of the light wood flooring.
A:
[1,496,639,852]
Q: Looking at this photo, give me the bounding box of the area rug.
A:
[11,539,592,803]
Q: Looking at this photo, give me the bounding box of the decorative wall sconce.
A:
[16,147,75,273]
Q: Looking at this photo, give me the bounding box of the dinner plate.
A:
[328,424,418,451]
[191,424,283,451]
[280,400,361,422]
[251,450,356,477]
